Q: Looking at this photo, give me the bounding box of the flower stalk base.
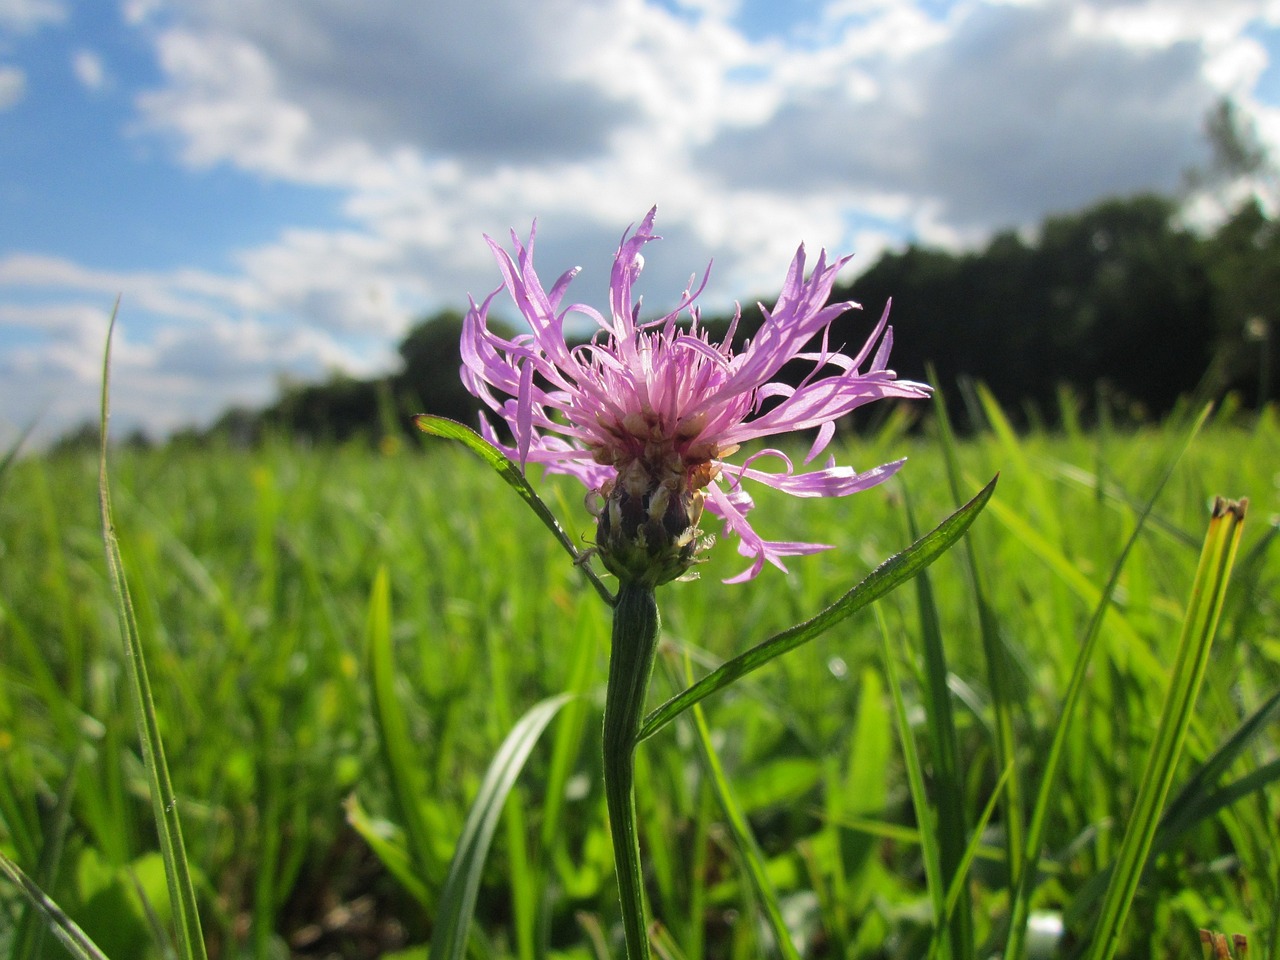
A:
[602,581,661,960]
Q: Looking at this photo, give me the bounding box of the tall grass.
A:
[0,402,1277,959]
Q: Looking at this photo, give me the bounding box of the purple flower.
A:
[460,207,930,584]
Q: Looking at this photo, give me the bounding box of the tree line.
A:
[158,187,1274,451]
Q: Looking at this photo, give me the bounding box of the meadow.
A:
[1,396,1277,960]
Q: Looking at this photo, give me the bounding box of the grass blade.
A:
[414,415,614,605]
[1157,687,1280,842]
[876,607,947,949]
[904,486,974,960]
[0,851,113,960]
[10,745,83,960]
[365,565,442,890]
[429,693,574,960]
[1005,404,1211,960]
[1083,497,1248,960]
[636,474,998,744]
[675,652,803,960]
[932,378,1025,898]
[925,762,1015,960]
[344,794,432,908]
[97,305,208,960]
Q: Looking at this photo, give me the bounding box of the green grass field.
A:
[1,399,1277,960]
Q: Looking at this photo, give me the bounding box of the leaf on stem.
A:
[414,415,614,605]
[636,474,998,743]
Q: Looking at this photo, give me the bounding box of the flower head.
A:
[460,207,930,584]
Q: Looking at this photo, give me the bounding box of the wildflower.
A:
[460,207,929,584]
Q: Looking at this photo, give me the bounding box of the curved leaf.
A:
[636,474,998,744]
[429,693,574,960]
[414,415,614,605]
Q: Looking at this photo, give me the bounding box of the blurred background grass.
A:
[1,400,1277,959]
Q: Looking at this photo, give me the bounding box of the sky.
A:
[2,0,1279,446]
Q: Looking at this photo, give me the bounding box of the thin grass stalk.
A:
[929,374,1026,896]
[676,652,803,960]
[904,487,974,960]
[365,566,441,889]
[0,851,112,960]
[604,581,662,960]
[1004,405,1210,960]
[97,306,208,960]
[1083,496,1248,960]
[924,763,1014,960]
[875,606,948,950]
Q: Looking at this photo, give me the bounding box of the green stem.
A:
[602,581,661,960]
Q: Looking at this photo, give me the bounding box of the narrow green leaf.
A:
[1083,497,1248,960]
[876,607,947,944]
[930,376,1025,895]
[904,486,974,960]
[414,415,614,605]
[1158,687,1280,840]
[429,693,573,960]
[1005,403,1210,960]
[1064,685,1280,931]
[677,653,803,960]
[635,474,998,744]
[927,763,1014,960]
[97,304,208,960]
[1,841,113,960]
[344,795,432,909]
[366,565,440,885]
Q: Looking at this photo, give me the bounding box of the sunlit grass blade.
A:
[1083,497,1248,960]
[1065,699,1280,934]
[414,415,614,605]
[932,376,1025,897]
[636,474,998,744]
[674,652,802,960]
[927,762,1014,960]
[0,851,113,960]
[1157,687,1280,842]
[429,693,574,960]
[875,607,946,948]
[1005,403,1210,960]
[97,306,208,960]
[903,486,974,960]
[344,794,432,908]
[366,565,441,890]
[1039,458,1199,550]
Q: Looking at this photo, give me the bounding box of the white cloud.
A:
[0,63,24,109]
[0,256,392,444]
[5,0,1280,442]
[699,0,1225,230]
[0,0,65,32]
[72,48,106,91]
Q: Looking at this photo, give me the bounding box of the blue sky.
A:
[2,0,1279,444]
